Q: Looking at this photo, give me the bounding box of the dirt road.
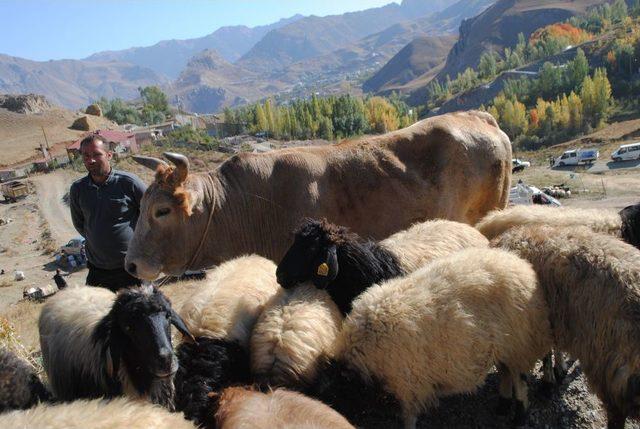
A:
[30,170,79,246]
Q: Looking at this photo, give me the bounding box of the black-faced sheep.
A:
[213,386,355,429]
[475,204,640,249]
[39,285,192,410]
[174,255,280,427]
[314,248,552,429]
[0,346,49,412]
[276,218,488,314]
[250,284,343,388]
[492,225,640,429]
[0,397,197,429]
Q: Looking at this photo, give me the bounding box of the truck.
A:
[553,149,599,167]
[1,180,30,202]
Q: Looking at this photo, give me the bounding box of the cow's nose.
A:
[126,262,137,276]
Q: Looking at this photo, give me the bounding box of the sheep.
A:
[250,284,343,388]
[0,346,50,412]
[314,248,552,429]
[475,204,640,249]
[492,225,640,429]
[39,285,193,410]
[0,397,197,429]
[174,255,281,427]
[277,218,488,314]
[213,386,355,429]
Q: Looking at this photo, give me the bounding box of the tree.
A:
[592,68,612,126]
[566,48,589,91]
[538,62,563,99]
[139,86,169,114]
[366,97,399,133]
[611,0,628,23]
[478,51,498,79]
[567,91,583,133]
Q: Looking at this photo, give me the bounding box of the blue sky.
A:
[0,0,396,61]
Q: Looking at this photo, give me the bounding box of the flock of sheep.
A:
[0,202,639,429]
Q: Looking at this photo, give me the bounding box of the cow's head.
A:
[125,152,211,280]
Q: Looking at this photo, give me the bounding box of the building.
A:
[67,130,138,160]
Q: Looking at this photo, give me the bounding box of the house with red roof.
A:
[67,130,138,160]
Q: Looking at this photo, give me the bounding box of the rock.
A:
[0,94,52,114]
[14,271,25,281]
[85,104,103,116]
[70,115,98,131]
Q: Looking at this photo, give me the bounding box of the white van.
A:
[611,142,640,162]
[553,149,599,167]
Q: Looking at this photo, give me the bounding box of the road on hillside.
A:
[30,171,78,246]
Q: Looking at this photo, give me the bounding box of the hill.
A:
[168,0,492,112]
[0,97,116,167]
[236,0,458,73]
[86,15,303,79]
[0,54,167,109]
[169,49,274,113]
[435,0,606,82]
[363,35,458,94]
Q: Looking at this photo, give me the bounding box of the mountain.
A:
[169,49,275,113]
[86,15,303,78]
[236,0,459,73]
[436,0,607,82]
[170,0,490,112]
[0,54,167,109]
[363,35,458,94]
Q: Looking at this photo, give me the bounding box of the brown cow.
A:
[125,110,511,280]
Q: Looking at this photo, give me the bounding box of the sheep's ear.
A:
[170,308,197,343]
[106,342,122,379]
[312,245,338,289]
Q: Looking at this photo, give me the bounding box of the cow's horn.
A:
[132,155,168,171]
[164,152,189,183]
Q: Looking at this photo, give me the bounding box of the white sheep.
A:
[277,218,488,314]
[39,285,192,409]
[0,397,197,429]
[320,248,552,429]
[492,225,640,429]
[250,284,343,388]
[174,255,281,426]
[475,204,624,240]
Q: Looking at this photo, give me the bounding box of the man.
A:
[53,269,67,290]
[69,134,147,292]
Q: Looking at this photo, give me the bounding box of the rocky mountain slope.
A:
[0,54,167,109]
[436,0,607,82]
[86,15,303,78]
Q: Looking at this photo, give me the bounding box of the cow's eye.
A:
[155,207,171,218]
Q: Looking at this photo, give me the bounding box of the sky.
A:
[0,0,396,61]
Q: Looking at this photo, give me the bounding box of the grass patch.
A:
[0,315,43,374]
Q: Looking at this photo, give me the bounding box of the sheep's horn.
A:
[132,155,168,171]
[164,152,189,184]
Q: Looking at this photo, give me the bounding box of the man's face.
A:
[81,139,112,177]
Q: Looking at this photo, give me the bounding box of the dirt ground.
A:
[0,159,639,428]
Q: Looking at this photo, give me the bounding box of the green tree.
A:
[566,48,589,91]
[139,86,169,114]
[478,51,498,79]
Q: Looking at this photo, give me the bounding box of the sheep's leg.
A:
[512,373,529,427]
[606,406,626,429]
[541,352,555,386]
[401,406,418,429]
[553,350,568,383]
[496,362,513,416]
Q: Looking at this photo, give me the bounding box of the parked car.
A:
[611,142,640,162]
[1,180,30,203]
[60,237,85,256]
[512,158,531,173]
[553,149,599,167]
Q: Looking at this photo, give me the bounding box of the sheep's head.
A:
[276,219,345,290]
[95,286,194,384]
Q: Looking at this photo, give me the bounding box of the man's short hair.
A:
[79,133,109,151]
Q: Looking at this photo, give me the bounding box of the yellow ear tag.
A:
[317,263,330,277]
